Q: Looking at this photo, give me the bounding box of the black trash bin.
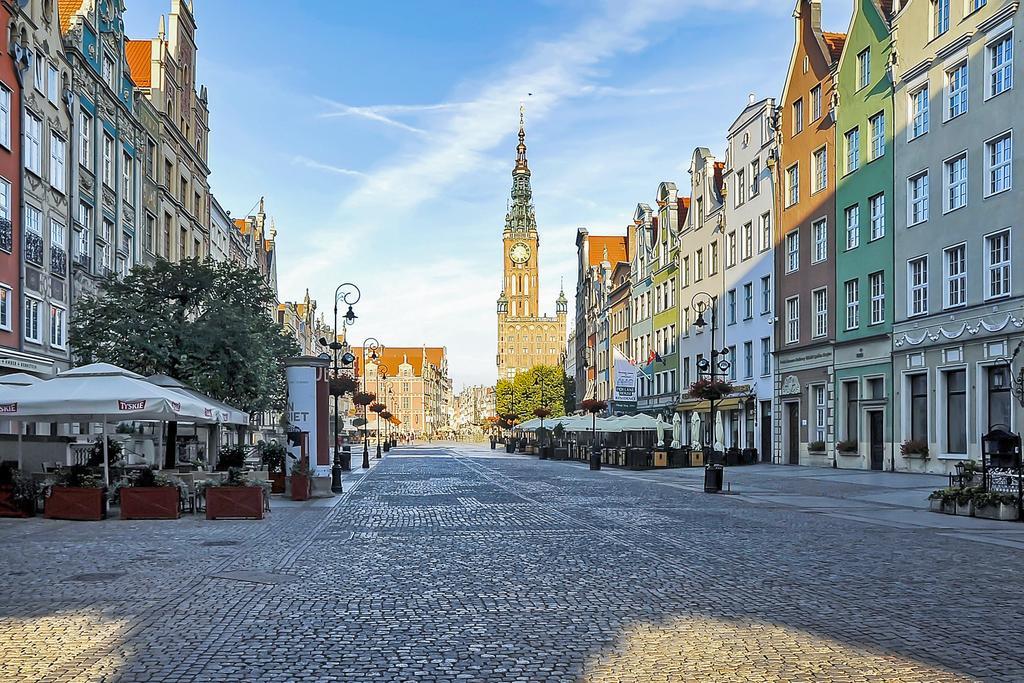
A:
[505,442,514,453]
[341,445,352,472]
[589,445,601,471]
[704,464,724,493]
[490,437,496,450]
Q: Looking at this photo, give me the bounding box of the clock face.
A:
[510,242,531,264]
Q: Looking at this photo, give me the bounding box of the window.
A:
[811,85,822,120]
[812,218,827,263]
[0,85,10,148]
[785,296,799,344]
[869,112,885,159]
[857,49,871,89]
[909,374,928,443]
[735,169,746,206]
[786,164,799,206]
[845,128,860,173]
[102,133,114,186]
[0,284,8,330]
[146,138,156,179]
[908,256,929,317]
[758,212,771,252]
[792,98,804,134]
[947,61,968,119]
[727,289,736,324]
[682,255,690,286]
[79,111,91,167]
[23,297,41,343]
[742,222,752,260]
[726,230,736,267]
[937,153,968,215]
[760,337,771,376]
[750,159,760,196]
[946,369,967,454]
[728,346,737,381]
[24,112,41,175]
[49,134,65,192]
[0,176,9,223]
[47,63,58,103]
[25,205,41,236]
[988,34,1013,98]
[34,51,44,91]
[988,366,1012,431]
[845,279,859,330]
[868,193,885,240]
[971,0,987,9]
[709,240,718,275]
[102,55,115,89]
[869,272,884,325]
[986,229,1011,299]
[934,0,950,36]
[814,385,827,443]
[50,219,65,251]
[760,276,771,314]
[812,288,827,338]
[844,381,859,442]
[986,132,1012,195]
[910,86,929,139]
[845,205,860,249]
[812,147,827,192]
[122,150,132,200]
[908,172,929,225]
[944,244,966,308]
[49,305,65,349]
[785,231,799,273]
[743,283,753,320]
[743,341,753,379]
[695,248,703,280]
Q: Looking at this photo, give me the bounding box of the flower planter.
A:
[928,499,943,513]
[0,485,33,518]
[270,472,286,494]
[942,500,958,515]
[206,486,264,520]
[955,500,974,517]
[120,487,180,520]
[45,487,106,521]
[975,503,1020,521]
[290,475,311,502]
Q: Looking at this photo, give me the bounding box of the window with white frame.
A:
[869,111,885,159]
[761,275,771,314]
[845,279,859,330]
[811,85,822,121]
[0,85,10,148]
[858,49,871,89]
[934,0,950,37]
[759,212,771,252]
[944,243,966,308]
[49,305,66,348]
[47,63,58,103]
[696,248,703,280]
[79,110,91,166]
[760,337,771,376]
[743,341,753,379]
[908,256,929,317]
[728,345,737,381]
[743,282,753,320]
[34,51,43,91]
[947,61,968,119]
[812,218,827,263]
[50,219,64,251]
[736,168,746,206]
[23,297,41,343]
[726,230,736,267]
[742,221,752,260]
[845,128,860,173]
[910,86,929,139]
[869,271,884,325]
[814,385,827,442]
[0,176,9,223]
[785,231,799,272]
[49,133,65,192]
[812,147,828,192]
[869,193,885,240]
[0,284,9,330]
[845,205,859,249]
[23,112,41,175]
[986,132,1012,195]
[986,229,1011,299]
[102,133,114,186]
[122,150,132,200]
[102,55,115,89]
[786,164,799,206]
[971,0,987,9]
[785,296,799,344]
[988,33,1013,98]
[812,288,827,338]
[25,205,41,236]
[908,171,929,225]
[750,159,760,196]
[945,152,967,212]
[793,98,804,135]
[709,240,718,275]
[727,289,736,325]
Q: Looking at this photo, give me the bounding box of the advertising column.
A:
[284,356,331,477]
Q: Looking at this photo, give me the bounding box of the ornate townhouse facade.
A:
[643,184,681,420]
[574,229,625,406]
[0,0,23,371]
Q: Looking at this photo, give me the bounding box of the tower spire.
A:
[515,101,529,174]
[505,105,536,234]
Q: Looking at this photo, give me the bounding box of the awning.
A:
[676,397,749,413]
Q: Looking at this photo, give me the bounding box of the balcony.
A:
[50,246,67,277]
[0,218,10,253]
[73,251,92,271]
[25,232,43,266]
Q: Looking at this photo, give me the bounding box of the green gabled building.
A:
[833,0,895,470]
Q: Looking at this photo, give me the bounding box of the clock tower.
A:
[496,108,567,380]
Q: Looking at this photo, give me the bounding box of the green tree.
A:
[495,364,566,425]
[71,258,299,466]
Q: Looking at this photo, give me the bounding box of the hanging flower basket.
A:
[689,379,735,401]
[498,413,518,429]
[533,407,552,419]
[579,399,608,414]
[352,391,376,407]
[329,374,359,397]
[380,410,393,421]
[369,402,385,414]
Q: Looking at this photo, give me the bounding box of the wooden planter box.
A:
[206,486,264,520]
[0,485,33,518]
[290,476,311,501]
[975,503,1020,521]
[45,487,106,521]
[270,472,286,494]
[120,487,180,520]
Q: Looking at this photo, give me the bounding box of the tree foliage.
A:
[70,258,299,414]
[495,364,567,424]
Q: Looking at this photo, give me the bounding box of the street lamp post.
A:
[375,366,388,459]
[318,282,359,495]
[361,338,382,469]
[692,291,730,465]
[534,373,546,451]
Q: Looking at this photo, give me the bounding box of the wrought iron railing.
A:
[50,245,67,276]
[25,232,43,266]
[73,251,92,271]
[0,218,11,253]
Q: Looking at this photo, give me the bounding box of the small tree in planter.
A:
[689,379,735,401]
[116,467,182,520]
[955,486,980,516]
[216,445,248,471]
[202,468,266,520]
[259,441,288,493]
[46,465,105,521]
[0,462,37,517]
[974,491,1019,521]
[900,439,929,458]
[290,457,313,501]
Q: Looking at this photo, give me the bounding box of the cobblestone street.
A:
[3,445,1024,682]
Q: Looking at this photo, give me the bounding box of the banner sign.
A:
[612,349,638,404]
[118,400,146,411]
[0,403,16,414]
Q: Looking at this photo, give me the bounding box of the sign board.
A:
[285,357,331,476]
[611,349,638,404]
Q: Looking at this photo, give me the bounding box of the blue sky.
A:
[125,0,851,389]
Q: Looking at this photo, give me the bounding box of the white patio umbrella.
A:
[0,372,45,469]
[147,374,250,425]
[671,413,682,449]
[714,411,725,452]
[656,419,666,448]
[0,363,216,484]
[690,413,701,449]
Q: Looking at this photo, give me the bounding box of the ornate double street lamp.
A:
[692,291,730,493]
[373,365,389,459]
[317,282,359,494]
[360,338,383,469]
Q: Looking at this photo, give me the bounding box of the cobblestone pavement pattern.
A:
[2,444,1023,682]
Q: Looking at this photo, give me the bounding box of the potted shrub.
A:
[689,379,735,401]
[117,467,182,520]
[808,440,826,454]
[900,439,929,459]
[45,465,106,521]
[0,462,37,518]
[927,489,945,513]
[955,486,978,517]
[836,440,858,455]
[203,468,265,520]
[974,491,1020,521]
[259,441,288,493]
[216,444,247,471]
[290,457,312,502]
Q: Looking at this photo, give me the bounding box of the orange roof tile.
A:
[677,197,690,225]
[822,32,847,64]
[58,0,83,33]
[587,235,627,267]
[352,347,446,380]
[125,40,152,87]
[233,218,249,235]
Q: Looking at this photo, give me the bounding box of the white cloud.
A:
[314,97,429,134]
[291,155,366,177]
